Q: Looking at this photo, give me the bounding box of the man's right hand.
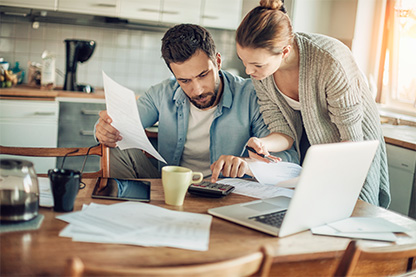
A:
[95,110,122,147]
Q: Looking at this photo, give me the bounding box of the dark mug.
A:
[48,168,81,212]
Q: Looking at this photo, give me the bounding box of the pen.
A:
[245,145,276,163]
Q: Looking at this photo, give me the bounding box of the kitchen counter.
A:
[1,85,415,150]
[382,124,416,151]
[0,85,105,100]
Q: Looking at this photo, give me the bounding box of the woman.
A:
[236,0,390,208]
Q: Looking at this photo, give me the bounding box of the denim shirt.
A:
[137,70,298,171]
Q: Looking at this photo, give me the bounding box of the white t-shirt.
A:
[180,104,216,177]
[279,90,301,110]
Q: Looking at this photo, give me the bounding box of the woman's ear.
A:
[282,45,291,59]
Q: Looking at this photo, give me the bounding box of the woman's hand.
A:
[246,137,281,163]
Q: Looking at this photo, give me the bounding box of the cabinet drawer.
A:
[386,144,416,174]
[0,100,58,122]
[58,122,98,147]
[59,102,105,129]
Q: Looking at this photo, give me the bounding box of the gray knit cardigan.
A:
[252,32,390,208]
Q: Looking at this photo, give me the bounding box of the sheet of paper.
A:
[217,178,294,199]
[57,202,212,251]
[58,201,171,237]
[247,160,302,187]
[38,177,54,207]
[102,71,166,163]
[311,224,397,242]
[327,217,410,233]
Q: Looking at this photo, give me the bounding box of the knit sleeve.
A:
[323,57,365,141]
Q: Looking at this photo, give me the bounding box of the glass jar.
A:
[0,159,39,222]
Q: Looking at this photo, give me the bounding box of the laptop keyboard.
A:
[249,210,287,227]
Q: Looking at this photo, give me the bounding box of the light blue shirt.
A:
[137,70,298,170]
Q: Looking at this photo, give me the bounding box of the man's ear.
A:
[216,52,222,70]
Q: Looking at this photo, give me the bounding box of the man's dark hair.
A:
[161,24,217,69]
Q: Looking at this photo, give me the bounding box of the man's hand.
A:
[95,110,122,147]
[210,155,253,183]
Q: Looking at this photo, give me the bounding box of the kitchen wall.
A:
[0,15,239,94]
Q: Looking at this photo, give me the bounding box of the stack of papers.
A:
[38,177,54,208]
[311,217,410,242]
[57,201,212,251]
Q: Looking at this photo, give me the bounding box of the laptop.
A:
[208,140,379,237]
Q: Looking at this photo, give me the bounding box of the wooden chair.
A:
[0,144,110,178]
[334,240,416,277]
[65,245,273,277]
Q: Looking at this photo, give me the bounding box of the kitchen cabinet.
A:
[0,99,59,174]
[161,0,201,25]
[58,0,118,17]
[201,0,243,30]
[57,98,106,173]
[386,144,416,219]
[119,0,161,22]
[119,0,201,25]
[0,0,57,10]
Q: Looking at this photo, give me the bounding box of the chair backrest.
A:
[65,245,273,277]
[0,144,109,178]
[334,240,416,277]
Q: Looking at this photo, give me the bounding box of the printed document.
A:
[102,72,166,163]
[217,178,294,199]
[311,217,411,242]
[57,201,212,251]
[247,160,302,187]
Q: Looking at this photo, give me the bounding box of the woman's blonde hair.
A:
[236,0,294,54]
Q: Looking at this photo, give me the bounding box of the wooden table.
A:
[1,178,416,276]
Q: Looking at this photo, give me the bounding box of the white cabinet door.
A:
[58,0,118,17]
[0,100,59,174]
[0,0,57,10]
[119,0,161,21]
[201,0,242,30]
[161,0,201,25]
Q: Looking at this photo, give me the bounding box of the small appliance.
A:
[63,39,96,92]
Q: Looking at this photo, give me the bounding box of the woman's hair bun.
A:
[259,0,283,10]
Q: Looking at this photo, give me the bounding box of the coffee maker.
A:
[63,39,96,92]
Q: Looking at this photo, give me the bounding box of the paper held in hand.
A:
[247,160,302,188]
[102,71,166,164]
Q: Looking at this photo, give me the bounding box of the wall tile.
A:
[1,17,237,94]
[0,23,14,38]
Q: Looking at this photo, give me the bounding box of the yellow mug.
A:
[161,166,203,206]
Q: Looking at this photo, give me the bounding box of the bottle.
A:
[11,61,25,84]
[41,50,56,90]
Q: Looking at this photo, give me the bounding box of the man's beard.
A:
[188,78,221,109]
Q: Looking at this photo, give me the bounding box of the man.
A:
[95,24,297,182]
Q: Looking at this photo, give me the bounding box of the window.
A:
[378,0,416,115]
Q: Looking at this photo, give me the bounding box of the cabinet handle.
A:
[34,112,56,116]
[94,3,116,8]
[140,8,159,13]
[81,109,100,115]
[80,130,94,136]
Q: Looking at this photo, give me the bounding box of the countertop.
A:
[0,85,105,100]
[1,85,415,150]
[381,124,416,151]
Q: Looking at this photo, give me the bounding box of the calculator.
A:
[188,181,235,198]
